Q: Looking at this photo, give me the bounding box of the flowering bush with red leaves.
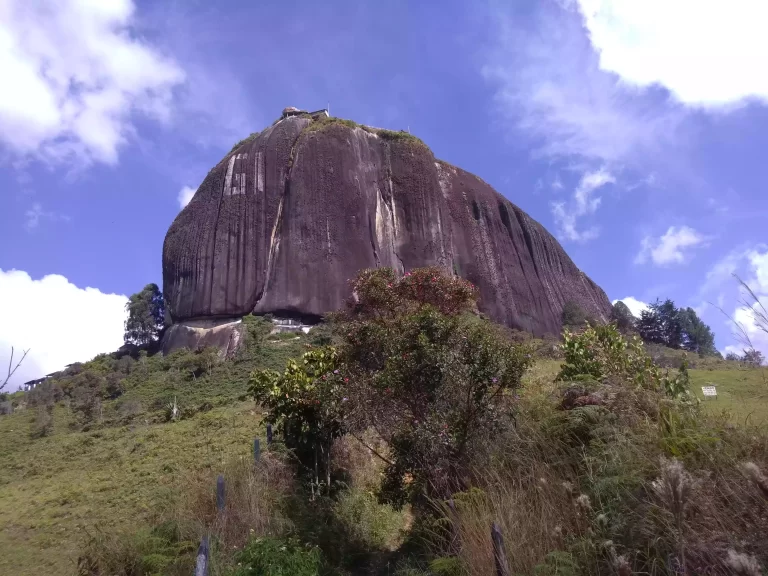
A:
[346,266,478,319]
[251,267,533,508]
[336,267,533,508]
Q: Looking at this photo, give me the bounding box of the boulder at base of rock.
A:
[161,318,243,358]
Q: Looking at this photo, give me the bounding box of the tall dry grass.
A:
[429,365,768,576]
[77,452,295,575]
[171,450,295,552]
[435,462,583,575]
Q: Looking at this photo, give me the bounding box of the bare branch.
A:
[1,346,30,392]
[709,301,755,353]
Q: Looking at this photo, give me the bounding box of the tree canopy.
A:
[124,283,165,346]
[610,301,635,333]
[561,300,590,328]
[636,299,717,356]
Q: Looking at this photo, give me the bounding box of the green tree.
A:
[742,348,765,366]
[678,307,718,356]
[610,301,635,333]
[637,299,682,348]
[249,347,342,494]
[252,267,533,508]
[637,300,719,356]
[124,284,165,346]
[561,300,588,328]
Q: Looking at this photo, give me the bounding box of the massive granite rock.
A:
[163,114,611,350]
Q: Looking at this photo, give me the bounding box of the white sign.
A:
[701,386,717,398]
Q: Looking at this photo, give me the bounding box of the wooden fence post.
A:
[491,522,510,576]
[253,438,261,462]
[447,498,461,553]
[195,535,209,576]
[216,474,225,512]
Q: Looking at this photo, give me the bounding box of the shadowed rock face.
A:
[163,116,611,340]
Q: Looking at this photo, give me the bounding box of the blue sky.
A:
[2,0,767,386]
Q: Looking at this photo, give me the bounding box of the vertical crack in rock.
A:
[382,145,404,274]
[368,213,380,267]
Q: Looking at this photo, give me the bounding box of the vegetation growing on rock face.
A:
[375,128,426,146]
[560,300,591,329]
[302,115,360,133]
[299,115,428,148]
[228,130,261,153]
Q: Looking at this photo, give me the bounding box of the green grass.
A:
[0,402,262,576]
[301,116,428,147]
[375,128,426,147]
[302,116,361,133]
[690,367,768,424]
[522,358,768,425]
[0,316,325,575]
[228,132,260,154]
[3,324,766,575]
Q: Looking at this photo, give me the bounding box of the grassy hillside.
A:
[691,368,768,424]
[521,358,768,424]
[0,316,319,576]
[1,315,767,575]
[0,402,261,575]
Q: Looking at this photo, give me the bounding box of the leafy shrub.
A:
[76,523,195,576]
[116,354,135,375]
[250,347,342,491]
[70,372,105,425]
[557,324,697,403]
[104,373,125,399]
[164,347,219,380]
[116,399,143,420]
[610,301,635,333]
[253,267,534,509]
[30,404,54,438]
[27,380,63,407]
[304,116,360,133]
[560,300,589,328]
[376,129,426,146]
[229,537,322,576]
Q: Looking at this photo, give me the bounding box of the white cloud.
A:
[24,202,69,231]
[576,0,768,107]
[612,296,649,318]
[635,226,707,266]
[0,270,127,389]
[178,186,196,209]
[703,246,768,361]
[735,249,768,357]
[729,300,768,363]
[0,0,185,166]
[550,168,614,242]
[482,1,686,166]
[748,250,768,293]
